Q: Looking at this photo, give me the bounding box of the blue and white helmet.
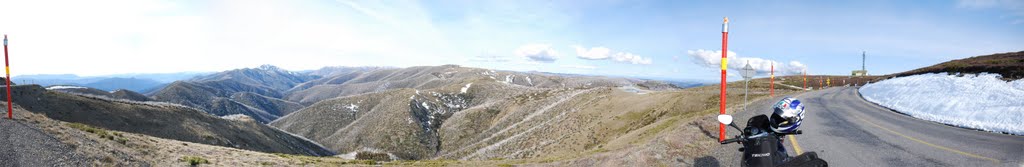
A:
[770,97,805,133]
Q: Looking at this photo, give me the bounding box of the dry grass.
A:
[271,71,804,166]
[892,51,1024,80]
[7,64,814,166]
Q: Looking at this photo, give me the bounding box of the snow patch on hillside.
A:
[504,75,515,84]
[618,86,649,94]
[346,103,359,112]
[461,83,473,94]
[45,85,88,90]
[859,73,1024,135]
[220,114,253,121]
[481,70,498,80]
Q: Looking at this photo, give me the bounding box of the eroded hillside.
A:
[2,85,334,156]
[269,65,785,163]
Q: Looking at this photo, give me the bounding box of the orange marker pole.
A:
[719,17,729,142]
[802,70,806,89]
[3,35,11,119]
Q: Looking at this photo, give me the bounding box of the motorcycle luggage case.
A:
[742,135,782,167]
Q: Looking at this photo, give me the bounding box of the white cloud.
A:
[611,52,653,65]
[785,61,807,75]
[515,44,558,63]
[573,45,652,65]
[572,45,611,60]
[686,49,807,75]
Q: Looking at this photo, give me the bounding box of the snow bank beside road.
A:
[859,73,1024,135]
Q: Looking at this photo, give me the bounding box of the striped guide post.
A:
[802,70,806,89]
[719,17,729,142]
[3,34,10,119]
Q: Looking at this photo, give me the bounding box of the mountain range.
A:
[2,51,1019,165]
[6,63,712,164]
[15,72,208,92]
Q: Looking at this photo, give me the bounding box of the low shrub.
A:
[180,156,210,166]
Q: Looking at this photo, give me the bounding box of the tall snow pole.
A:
[719,17,729,142]
[802,70,807,89]
[3,35,11,119]
[770,62,774,97]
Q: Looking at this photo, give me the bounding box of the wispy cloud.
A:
[957,0,1024,24]
[470,51,511,62]
[561,64,597,69]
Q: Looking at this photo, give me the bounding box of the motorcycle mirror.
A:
[717,115,733,125]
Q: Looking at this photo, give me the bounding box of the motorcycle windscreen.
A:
[742,136,782,167]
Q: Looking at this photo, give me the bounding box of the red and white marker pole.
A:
[802,70,807,89]
[770,62,774,97]
[3,35,11,119]
[719,17,729,142]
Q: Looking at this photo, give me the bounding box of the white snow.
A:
[336,151,358,160]
[422,102,430,110]
[45,85,87,90]
[219,114,253,121]
[859,73,1024,135]
[346,103,359,112]
[461,83,473,94]
[618,86,649,94]
[505,75,515,83]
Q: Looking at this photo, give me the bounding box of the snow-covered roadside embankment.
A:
[859,73,1024,135]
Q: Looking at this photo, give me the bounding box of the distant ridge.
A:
[149,65,319,123]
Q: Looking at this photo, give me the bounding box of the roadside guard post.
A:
[802,70,807,90]
[3,34,11,119]
[719,17,729,142]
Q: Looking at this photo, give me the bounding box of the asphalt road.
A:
[0,115,87,166]
[708,87,1024,167]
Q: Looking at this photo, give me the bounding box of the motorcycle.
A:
[718,114,828,167]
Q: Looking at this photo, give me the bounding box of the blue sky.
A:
[0,0,1021,82]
